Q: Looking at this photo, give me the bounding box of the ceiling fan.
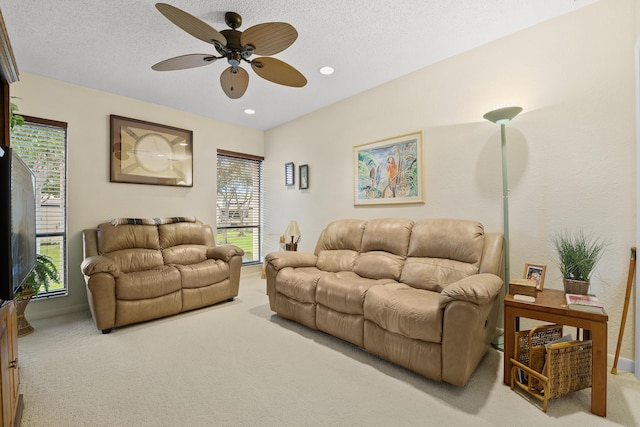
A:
[152,3,307,99]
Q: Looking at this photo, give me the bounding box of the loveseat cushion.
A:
[364,282,442,343]
[116,265,182,300]
[105,249,164,274]
[158,221,213,248]
[175,259,229,288]
[163,244,208,265]
[97,223,160,253]
[316,272,396,315]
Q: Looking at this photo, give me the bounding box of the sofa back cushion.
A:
[315,219,366,272]
[401,219,484,291]
[96,223,163,273]
[360,218,414,256]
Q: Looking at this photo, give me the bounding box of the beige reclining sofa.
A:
[81,218,244,333]
[264,218,503,386]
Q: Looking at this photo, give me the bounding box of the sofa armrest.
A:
[264,251,318,270]
[439,273,503,307]
[81,256,121,278]
[207,245,245,262]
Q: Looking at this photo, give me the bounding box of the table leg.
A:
[503,306,515,386]
[590,323,607,416]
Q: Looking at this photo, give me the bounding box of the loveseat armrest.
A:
[439,273,503,308]
[207,245,245,262]
[81,255,121,278]
[264,251,318,270]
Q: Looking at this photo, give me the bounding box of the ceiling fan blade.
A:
[152,54,218,71]
[241,23,298,56]
[251,57,307,88]
[220,66,249,99]
[156,3,227,46]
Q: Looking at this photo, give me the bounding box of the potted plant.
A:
[552,230,606,295]
[16,253,59,337]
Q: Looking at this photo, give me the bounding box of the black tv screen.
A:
[0,146,37,300]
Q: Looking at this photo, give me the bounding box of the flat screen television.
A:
[0,146,37,300]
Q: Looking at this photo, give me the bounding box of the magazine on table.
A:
[565,293,605,314]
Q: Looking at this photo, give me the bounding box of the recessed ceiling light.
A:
[244,109,256,115]
[319,66,334,75]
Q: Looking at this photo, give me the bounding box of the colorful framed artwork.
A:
[524,263,547,290]
[285,162,295,186]
[110,115,193,187]
[353,131,424,206]
[299,164,309,189]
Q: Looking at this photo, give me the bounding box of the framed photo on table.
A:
[110,115,193,187]
[524,263,547,290]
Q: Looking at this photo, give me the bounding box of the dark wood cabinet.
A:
[0,301,22,426]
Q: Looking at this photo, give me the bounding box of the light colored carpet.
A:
[17,275,640,426]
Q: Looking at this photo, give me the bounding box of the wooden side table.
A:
[504,289,608,416]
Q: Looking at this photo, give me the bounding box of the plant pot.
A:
[15,290,35,337]
[563,278,590,295]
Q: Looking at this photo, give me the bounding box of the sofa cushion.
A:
[106,248,164,274]
[316,272,395,315]
[163,244,208,265]
[316,249,359,272]
[364,282,442,343]
[407,218,484,263]
[314,219,367,254]
[353,251,405,280]
[97,223,160,253]
[360,218,413,256]
[400,258,479,292]
[276,267,328,304]
[116,265,182,300]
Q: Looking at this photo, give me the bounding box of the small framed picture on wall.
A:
[299,164,309,189]
[285,162,294,186]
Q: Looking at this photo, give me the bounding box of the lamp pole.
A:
[483,106,522,294]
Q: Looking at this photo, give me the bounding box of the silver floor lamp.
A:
[483,106,522,350]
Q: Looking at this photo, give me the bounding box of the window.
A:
[216,150,263,265]
[11,116,67,297]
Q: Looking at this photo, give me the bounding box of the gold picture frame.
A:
[110,115,193,187]
[353,131,424,206]
[524,263,547,290]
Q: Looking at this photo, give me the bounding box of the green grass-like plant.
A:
[552,230,606,282]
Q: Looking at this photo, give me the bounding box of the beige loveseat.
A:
[264,218,503,386]
[81,218,244,333]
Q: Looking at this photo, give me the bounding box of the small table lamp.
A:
[284,220,301,251]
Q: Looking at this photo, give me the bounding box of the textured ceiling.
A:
[0,0,598,130]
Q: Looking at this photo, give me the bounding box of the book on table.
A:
[565,293,605,314]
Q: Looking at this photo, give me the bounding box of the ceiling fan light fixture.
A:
[319,66,334,75]
[244,109,256,115]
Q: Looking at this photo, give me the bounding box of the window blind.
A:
[11,116,67,296]
[216,150,263,264]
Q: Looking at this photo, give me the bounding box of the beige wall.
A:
[265,0,637,361]
[10,73,264,319]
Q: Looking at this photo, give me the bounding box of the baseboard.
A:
[608,354,635,374]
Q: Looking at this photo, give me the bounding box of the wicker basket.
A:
[510,324,592,412]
